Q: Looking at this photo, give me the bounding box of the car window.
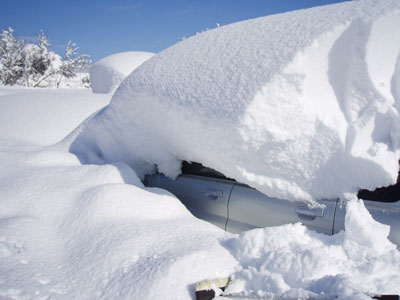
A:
[358,175,400,203]
[181,161,236,182]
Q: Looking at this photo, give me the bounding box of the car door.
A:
[226,183,338,235]
[147,172,235,231]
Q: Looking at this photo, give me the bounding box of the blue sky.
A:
[1,0,347,62]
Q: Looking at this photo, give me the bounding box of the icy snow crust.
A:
[89,51,155,94]
[72,0,400,205]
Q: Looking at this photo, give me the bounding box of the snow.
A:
[1,0,400,299]
[0,88,110,145]
[0,141,236,299]
[70,0,400,206]
[0,87,237,299]
[89,51,155,94]
[0,121,399,299]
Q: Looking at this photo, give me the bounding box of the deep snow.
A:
[71,0,400,206]
[89,51,155,94]
[0,141,236,300]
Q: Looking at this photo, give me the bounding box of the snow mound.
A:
[222,199,400,299]
[89,51,155,94]
[0,142,236,299]
[71,0,400,205]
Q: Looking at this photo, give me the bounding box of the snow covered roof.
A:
[89,51,155,94]
[71,0,400,205]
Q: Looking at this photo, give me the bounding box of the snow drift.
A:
[0,142,237,299]
[72,0,400,205]
[89,51,155,94]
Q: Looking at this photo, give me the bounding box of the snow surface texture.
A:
[71,0,400,205]
[0,88,110,145]
[89,51,155,94]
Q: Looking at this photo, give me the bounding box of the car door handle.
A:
[204,188,223,200]
[296,206,324,218]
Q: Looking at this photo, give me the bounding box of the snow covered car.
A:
[144,161,400,246]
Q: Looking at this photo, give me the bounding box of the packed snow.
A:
[71,0,400,206]
[1,0,400,299]
[89,51,155,94]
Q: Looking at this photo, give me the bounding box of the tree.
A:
[0,27,25,85]
[0,27,91,88]
[56,41,91,88]
[23,30,53,86]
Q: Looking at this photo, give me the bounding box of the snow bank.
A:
[0,142,236,299]
[70,0,400,205]
[89,51,155,94]
[0,88,110,145]
[221,199,400,299]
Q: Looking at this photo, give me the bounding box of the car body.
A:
[144,162,400,247]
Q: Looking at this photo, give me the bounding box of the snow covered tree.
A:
[0,27,25,85]
[23,30,54,86]
[56,41,91,88]
[0,27,91,88]
[29,31,64,87]
[33,30,51,75]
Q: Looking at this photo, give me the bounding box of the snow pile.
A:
[90,51,155,94]
[0,88,110,145]
[0,142,236,299]
[69,0,400,205]
[222,199,400,299]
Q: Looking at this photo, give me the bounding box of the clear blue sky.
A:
[1,0,347,62]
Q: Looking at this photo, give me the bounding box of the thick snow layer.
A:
[89,51,155,94]
[0,88,110,145]
[69,0,400,205]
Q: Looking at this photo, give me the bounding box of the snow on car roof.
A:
[70,0,400,205]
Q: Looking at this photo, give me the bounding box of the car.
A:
[144,161,400,247]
